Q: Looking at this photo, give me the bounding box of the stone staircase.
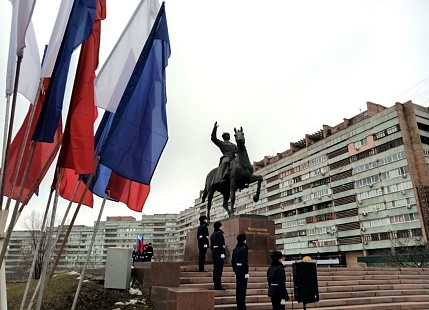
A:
[180,265,429,310]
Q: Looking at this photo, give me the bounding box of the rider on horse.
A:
[211,121,237,186]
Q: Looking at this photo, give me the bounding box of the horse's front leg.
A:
[250,175,263,202]
[207,190,214,222]
[230,179,237,216]
[222,194,231,217]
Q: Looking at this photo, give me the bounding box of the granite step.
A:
[214,301,429,310]
[180,264,429,309]
[214,293,429,306]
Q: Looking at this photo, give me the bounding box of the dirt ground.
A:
[6,272,155,310]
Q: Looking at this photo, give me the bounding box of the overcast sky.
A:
[1,0,429,228]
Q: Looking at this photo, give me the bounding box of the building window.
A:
[353,137,368,149]
[374,124,400,140]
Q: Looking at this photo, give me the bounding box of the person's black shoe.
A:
[214,286,226,290]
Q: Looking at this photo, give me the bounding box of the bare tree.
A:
[19,210,61,279]
[378,238,429,268]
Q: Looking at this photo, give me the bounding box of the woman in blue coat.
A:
[267,251,289,310]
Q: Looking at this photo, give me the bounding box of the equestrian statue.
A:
[202,122,263,221]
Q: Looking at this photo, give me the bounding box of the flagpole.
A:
[71,196,107,310]
[19,189,53,310]
[26,170,80,310]
[0,57,26,308]
[0,142,36,269]
[0,95,11,207]
[0,55,23,211]
[0,240,7,310]
[21,135,64,208]
[50,179,81,248]
[0,76,43,269]
[35,168,62,310]
[46,158,99,287]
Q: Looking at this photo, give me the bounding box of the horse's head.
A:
[234,127,245,147]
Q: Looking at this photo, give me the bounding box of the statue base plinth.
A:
[183,214,275,266]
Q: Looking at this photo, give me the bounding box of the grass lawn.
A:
[6,272,155,310]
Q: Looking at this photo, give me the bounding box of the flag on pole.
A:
[57,168,94,207]
[55,0,106,207]
[15,0,37,57]
[139,234,145,253]
[6,0,40,100]
[95,0,160,112]
[99,2,170,184]
[32,0,97,143]
[18,22,41,102]
[135,235,142,251]
[83,111,150,212]
[3,79,63,204]
[40,0,74,78]
[108,173,150,212]
[57,0,106,174]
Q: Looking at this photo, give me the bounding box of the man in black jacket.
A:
[197,215,209,272]
[232,233,249,310]
[267,251,289,310]
[210,221,226,290]
[146,243,154,262]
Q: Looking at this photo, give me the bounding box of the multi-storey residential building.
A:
[193,101,429,266]
[141,214,180,261]
[8,101,429,274]
[6,215,178,280]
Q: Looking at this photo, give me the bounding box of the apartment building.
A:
[140,213,180,261]
[193,101,429,265]
[6,215,178,280]
[8,101,429,274]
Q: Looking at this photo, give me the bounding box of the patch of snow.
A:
[129,288,142,295]
[67,271,79,275]
[83,280,89,282]
[114,302,125,305]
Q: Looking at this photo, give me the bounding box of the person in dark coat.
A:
[146,243,154,261]
[232,233,249,310]
[142,245,148,262]
[210,221,226,290]
[267,251,289,310]
[197,215,210,272]
[132,246,137,265]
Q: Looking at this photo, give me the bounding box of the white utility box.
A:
[104,247,132,289]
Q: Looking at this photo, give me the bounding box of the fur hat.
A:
[213,221,222,229]
[237,233,246,242]
[270,251,283,261]
[199,215,208,223]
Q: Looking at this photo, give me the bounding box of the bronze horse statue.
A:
[202,127,263,221]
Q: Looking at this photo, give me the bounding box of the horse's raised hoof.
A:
[253,195,259,202]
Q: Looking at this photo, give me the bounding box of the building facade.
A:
[7,101,429,277]
[194,101,429,265]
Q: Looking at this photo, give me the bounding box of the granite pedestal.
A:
[184,214,275,266]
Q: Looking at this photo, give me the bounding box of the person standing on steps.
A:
[197,215,210,272]
[146,243,154,262]
[267,251,289,310]
[232,233,249,310]
[210,221,226,290]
